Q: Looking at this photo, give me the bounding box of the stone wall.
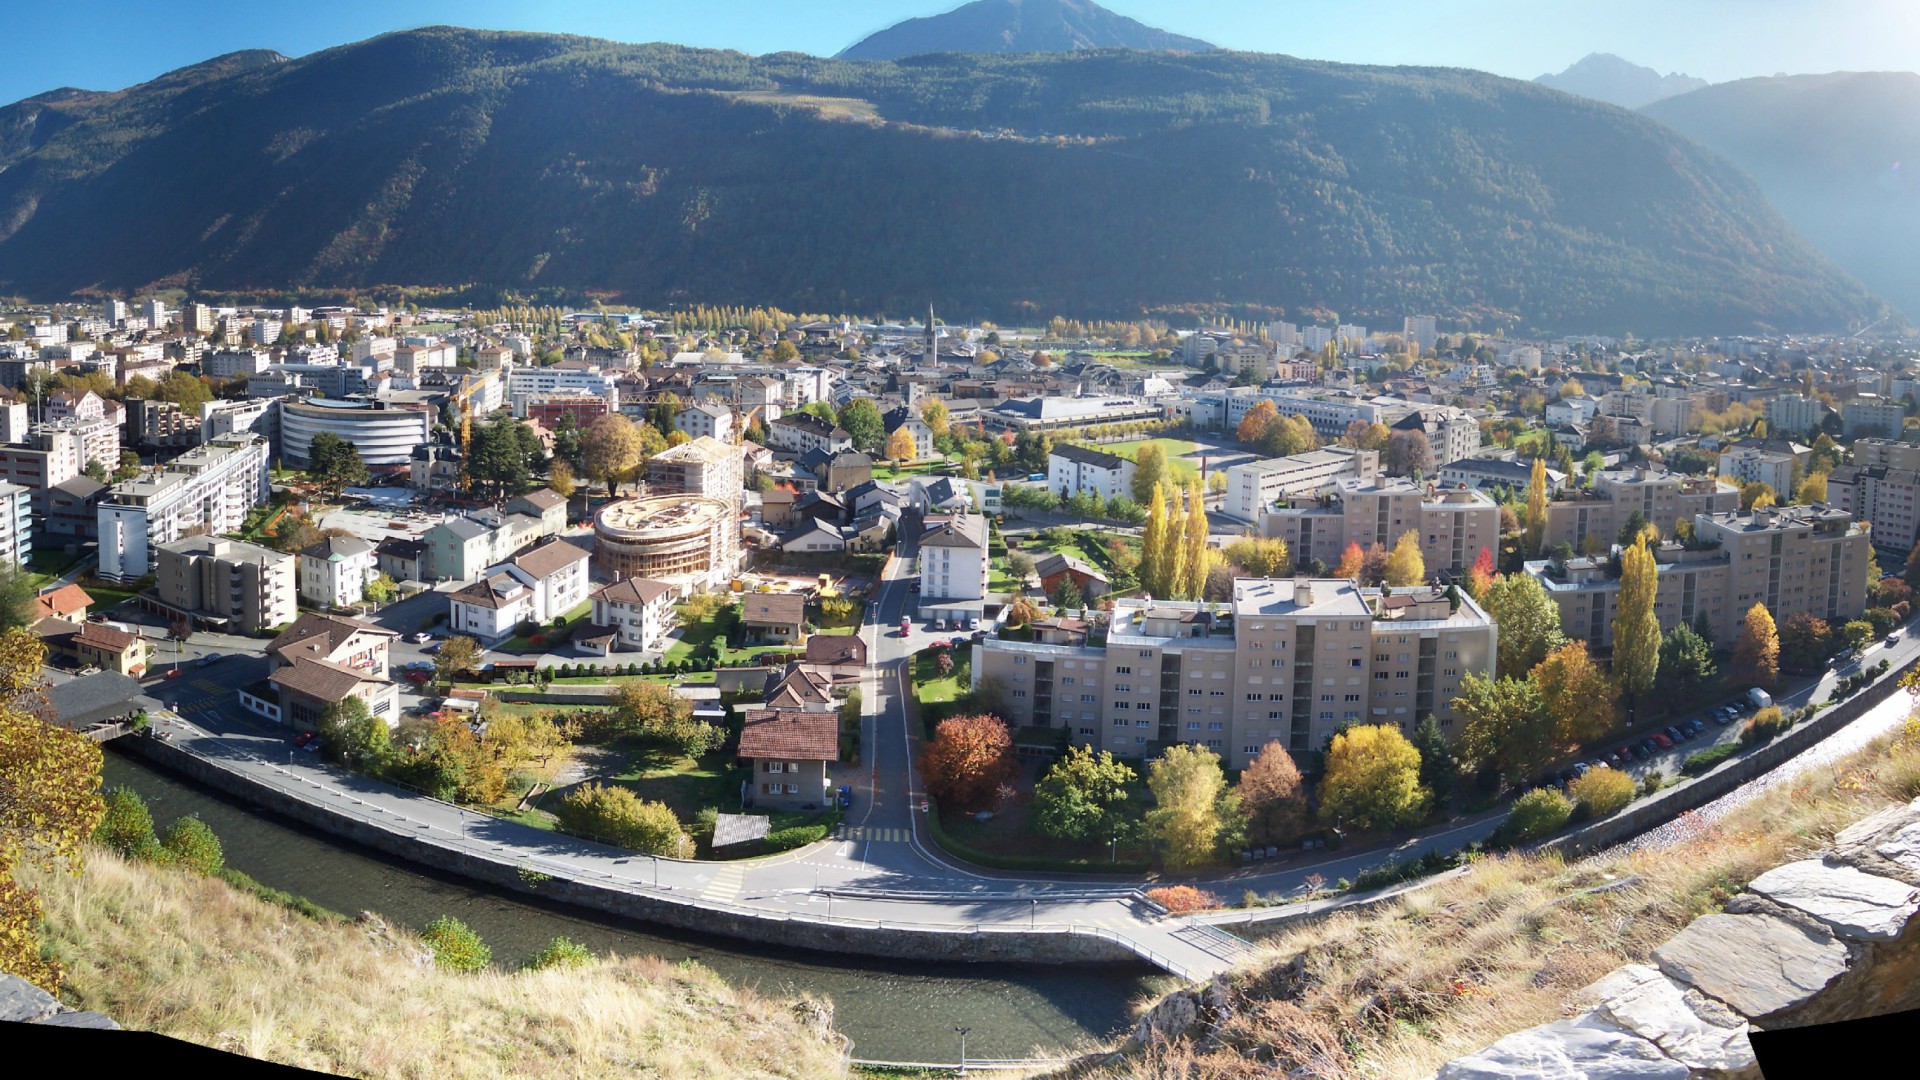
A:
[1436,796,1920,1079]
[0,975,118,1029]
[116,735,1139,969]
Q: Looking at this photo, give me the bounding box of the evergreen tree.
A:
[1408,715,1456,811]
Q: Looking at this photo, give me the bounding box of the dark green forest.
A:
[0,26,1893,334]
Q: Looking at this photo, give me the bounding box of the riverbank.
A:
[26,847,850,1079]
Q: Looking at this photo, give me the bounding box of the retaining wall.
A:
[117,735,1138,968]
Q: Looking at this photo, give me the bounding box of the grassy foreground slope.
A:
[24,848,845,1079]
[1100,712,1920,1079]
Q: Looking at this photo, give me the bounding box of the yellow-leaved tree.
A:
[1524,456,1547,556]
[1613,535,1662,702]
[1146,744,1239,870]
[1384,530,1426,588]
[1317,723,1429,831]
[0,629,105,990]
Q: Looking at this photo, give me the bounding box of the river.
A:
[102,751,1155,1063]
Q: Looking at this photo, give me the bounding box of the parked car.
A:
[424,642,444,655]
[406,670,431,685]
[411,632,433,644]
[164,667,184,680]
[968,617,980,630]
[1684,718,1706,737]
[934,618,946,631]
[1886,629,1903,645]
[1570,762,1591,778]
[1664,724,1687,743]
[1651,733,1674,749]
[1637,738,1659,756]
[304,739,322,753]
[293,731,314,747]
[836,785,853,809]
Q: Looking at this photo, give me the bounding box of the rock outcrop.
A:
[0,975,119,1030]
[1438,796,1920,1079]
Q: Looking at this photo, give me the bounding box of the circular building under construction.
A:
[593,495,741,592]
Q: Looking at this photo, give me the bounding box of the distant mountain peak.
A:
[837,0,1212,62]
[1536,52,1708,109]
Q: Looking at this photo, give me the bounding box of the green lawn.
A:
[502,598,595,652]
[609,746,742,820]
[912,650,962,705]
[74,576,144,610]
[872,460,947,481]
[1096,438,1201,480]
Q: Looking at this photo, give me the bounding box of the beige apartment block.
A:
[1540,466,1738,552]
[155,534,297,634]
[1529,504,1870,649]
[1261,479,1499,575]
[972,577,1497,769]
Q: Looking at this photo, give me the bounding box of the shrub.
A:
[421,915,491,972]
[522,936,592,971]
[1742,705,1787,745]
[1506,787,1574,841]
[95,785,161,860]
[1640,770,1670,796]
[553,783,692,857]
[159,815,225,875]
[765,824,833,851]
[1145,885,1223,914]
[1682,744,1740,776]
[1567,768,1636,817]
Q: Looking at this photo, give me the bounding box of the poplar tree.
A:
[1613,535,1661,700]
[1141,485,1170,598]
[1524,456,1548,556]
[1180,478,1210,600]
[1731,603,1780,686]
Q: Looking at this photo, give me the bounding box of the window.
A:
[1344,693,1360,702]
[1208,722,1223,731]
[1114,665,1132,675]
[1137,701,1153,710]
[1186,721,1201,731]
[1012,689,1026,698]
[1136,719,1152,728]
[1112,718,1128,727]
[1139,650,1153,658]
[1115,684,1131,694]
[1188,688,1203,696]
[1244,746,1260,756]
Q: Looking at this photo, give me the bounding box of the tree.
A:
[1841,619,1876,654]
[1387,429,1434,477]
[113,449,142,482]
[554,783,691,856]
[838,398,885,453]
[1793,470,1829,505]
[1655,624,1716,699]
[82,459,107,483]
[884,427,916,464]
[547,458,576,501]
[1032,746,1137,844]
[0,566,36,631]
[435,635,483,684]
[1532,642,1618,745]
[1050,576,1084,610]
[1222,536,1291,578]
[1236,399,1280,445]
[921,714,1016,811]
[0,628,105,989]
[1383,530,1425,587]
[1131,443,1167,502]
[646,392,683,437]
[1452,672,1559,785]
[1613,536,1661,700]
[1568,768,1636,817]
[1236,742,1306,845]
[1317,724,1429,831]
[1179,479,1210,600]
[364,573,399,605]
[308,431,369,497]
[94,785,160,861]
[1409,715,1457,810]
[1908,540,1920,589]
[1506,788,1573,841]
[922,398,949,437]
[421,916,492,973]
[1140,485,1173,598]
[319,695,390,766]
[159,816,225,875]
[1145,744,1238,870]
[1466,546,1496,601]
[1333,541,1366,581]
[1778,612,1834,672]
[1524,457,1547,556]
[155,370,212,411]
[1730,603,1780,686]
[1479,573,1567,678]
[582,413,644,497]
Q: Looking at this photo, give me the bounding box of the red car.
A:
[293,731,315,747]
[1651,733,1674,749]
[406,670,432,685]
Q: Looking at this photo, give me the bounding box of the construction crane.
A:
[454,372,485,495]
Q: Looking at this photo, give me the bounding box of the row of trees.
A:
[1137,480,1212,600]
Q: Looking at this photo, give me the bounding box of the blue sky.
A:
[6,1,1917,105]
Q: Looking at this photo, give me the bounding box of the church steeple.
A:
[926,304,937,364]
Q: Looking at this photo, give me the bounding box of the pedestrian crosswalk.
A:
[835,825,910,843]
[191,678,225,693]
[701,864,746,903]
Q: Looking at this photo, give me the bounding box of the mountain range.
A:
[0,27,1891,335]
[1535,53,1709,109]
[838,0,1211,61]
[1644,72,1920,323]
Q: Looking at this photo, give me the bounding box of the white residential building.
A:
[0,481,30,567]
[673,400,734,442]
[1047,444,1137,502]
[96,436,272,582]
[506,364,620,416]
[919,513,989,602]
[299,534,379,610]
[1766,394,1823,436]
[446,539,592,645]
[1717,446,1797,496]
[1224,448,1380,522]
[587,577,676,653]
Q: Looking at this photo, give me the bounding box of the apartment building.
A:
[1829,464,1920,558]
[1767,394,1824,436]
[1539,466,1738,553]
[1224,448,1379,522]
[766,413,853,456]
[971,578,1497,769]
[1850,438,1920,471]
[1260,479,1499,576]
[585,576,676,653]
[264,613,400,728]
[673,400,734,442]
[1390,407,1482,466]
[298,534,378,610]
[1844,397,1905,439]
[647,436,744,511]
[446,539,592,644]
[505,363,619,415]
[154,535,297,634]
[1528,504,1870,650]
[0,482,30,566]
[1047,444,1138,502]
[97,436,272,582]
[1717,446,1797,496]
[919,513,990,612]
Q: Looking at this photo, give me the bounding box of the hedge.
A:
[925,797,1151,874]
[1681,744,1740,776]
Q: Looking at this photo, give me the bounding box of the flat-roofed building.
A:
[1224,448,1378,522]
[154,535,296,634]
[1539,466,1738,554]
[1260,479,1498,576]
[1047,444,1137,502]
[97,436,271,582]
[971,578,1497,768]
[1830,464,1920,558]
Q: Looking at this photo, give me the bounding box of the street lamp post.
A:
[953,1026,971,1075]
[1030,898,1037,928]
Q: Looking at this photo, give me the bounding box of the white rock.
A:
[1435,1015,1687,1080]
[1654,913,1850,1021]
[1588,964,1757,1077]
[1747,860,1920,941]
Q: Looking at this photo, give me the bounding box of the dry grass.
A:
[25,849,848,1079]
[1092,715,1920,1079]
